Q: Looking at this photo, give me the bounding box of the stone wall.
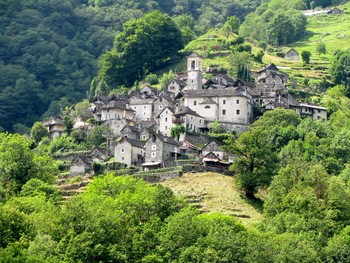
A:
[133,170,182,183]
[182,165,232,175]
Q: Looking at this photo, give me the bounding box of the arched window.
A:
[204,105,211,109]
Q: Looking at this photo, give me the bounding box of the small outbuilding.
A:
[284,48,300,61]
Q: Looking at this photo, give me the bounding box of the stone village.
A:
[44,53,327,176]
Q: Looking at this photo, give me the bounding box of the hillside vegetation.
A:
[263,1,350,83]
[161,172,262,226]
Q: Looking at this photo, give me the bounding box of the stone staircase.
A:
[56,173,93,201]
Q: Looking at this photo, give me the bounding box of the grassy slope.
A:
[161,172,262,226]
[264,2,350,80]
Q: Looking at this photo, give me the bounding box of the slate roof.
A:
[184,88,247,98]
[129,97,154,105]
[188,52,201,58]
[121,137,145,148]
[91,147,108,155]
[158,106,175,117]
[151,133,181,146]
[120,124,140,133]
[174,106,203,118]
[285,48,299,55]
[44,115,64,126]
[72,154,93,165]
[102,100,131,111]
[173,79,186,87]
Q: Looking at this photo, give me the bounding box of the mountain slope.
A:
[161,172,262,226]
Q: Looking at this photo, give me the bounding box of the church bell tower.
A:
[187,53,203,90]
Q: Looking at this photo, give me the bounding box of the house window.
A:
[194,101,197,106]
[120,148,125,154]
[165,126,167,130]
[165,117,167,122]
[151,152,156,157]
[223,99,226,104]
[134,106,136,110]
[204,105,210,109]
[144,105,147,109]
[318,109,321,113]
[121,157,124,160]
[222,110,226,115]
[199,120,202,124]
[236,109,240,115]
[143,112,146,115]
[236,99,240,104]
[152,145,157,150]
[142,135,146,140]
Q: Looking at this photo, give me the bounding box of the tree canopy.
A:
[240,1,307,46]
[330,49,350,91]
[95,11,183,93]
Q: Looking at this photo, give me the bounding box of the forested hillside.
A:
[0,0,262,132]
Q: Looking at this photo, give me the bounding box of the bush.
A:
[237,44,252,53]
[145,73,159,85]
[259,41,267,51]
[267,47,275,53]
[301,50,311,65]
[233,36,245,45]
[254,49,264,62]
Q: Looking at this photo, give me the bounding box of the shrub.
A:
[145,73,159,85]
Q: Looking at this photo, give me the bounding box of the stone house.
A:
[114,137,145,167]
[90,147,109,162]
[140,85,159,98]
[102,118,132,137]
[284,48,300,61]
[167,79,186,97]
[73,116,93,130]
[142,133,181,169]
[173,106,206,135]
[252,64,288,85]
[327,8,344,15]
[201,152,230,169]
[129,96,154,121]
[139,126,156,141]
[153,94,176,118]
[100,100,134,122]
[120,124,141,140]
[295,104,328,120]
[202,140,229,161]
[158,107,175,137]
[183,88,253,129]
[70,154,93,176]
[44,115,65,139]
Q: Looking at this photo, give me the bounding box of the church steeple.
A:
[187,53,203,90]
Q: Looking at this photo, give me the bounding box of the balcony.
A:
[172,116,185,124]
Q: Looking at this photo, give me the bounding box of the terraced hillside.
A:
[161,172,263,226]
